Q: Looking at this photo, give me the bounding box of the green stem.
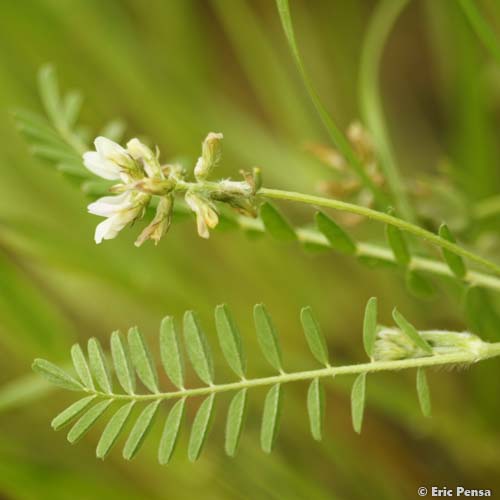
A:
[83,342,500,402]
[360,0,415,222]
[275,0,389,207]
[259,187,500,276]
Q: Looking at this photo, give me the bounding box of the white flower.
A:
[185,191,219,239]
[126,138,161,179]
[88,192,149,244]
[83,136,135,181]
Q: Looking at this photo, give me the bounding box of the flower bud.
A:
[194,132,223,181]
[135,195,173,247]
[185,191,219,239]
[127,138,162,179]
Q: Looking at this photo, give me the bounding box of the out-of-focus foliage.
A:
[0,1,499,499]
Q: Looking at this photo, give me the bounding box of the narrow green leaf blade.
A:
[71,344,94,390]
[188,394,216,462]
[215,304,246,378]
[67,400,112,444]
[183,311,214,385]
[88,338,113,394]
[307,378,325,441]
[128,327,159,393]
[110,331,136,395]
[386,213,410,266]
[32,359,83,391]
[362,297,378,358]
[416,368,432,417]
[158,398,186,465]
[225,389,248,457]
[300,306,329,366]
[439,223,466,279]
[261,384,283,453]
[260,202,297,241]
[160,316,185,389]
[96,401,135,459]
[38,64,62,126]
[123,400,161,460]
[351,373,366,434]
[392,309,432,354]
[62,90,82,129]
[315,211,356,254]
[51,396,96,430]
[253,304,283,372]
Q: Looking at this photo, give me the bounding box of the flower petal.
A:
[88,192,132,217]
[83,151,121,180]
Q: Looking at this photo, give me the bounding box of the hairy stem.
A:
[82,342,500,402]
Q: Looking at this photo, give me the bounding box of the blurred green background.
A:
[0,1,500,499]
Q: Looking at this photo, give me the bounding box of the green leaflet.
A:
[261,384,283,453]
[465,286,500,341]
[38,65,63,127]
[260,202,297,241]
[315,211,356,255]
[96,401,135,459]
[307,378,324,441]
[88,338,113,394]
[32,359,83,391]
[215,304,246,378]
[158,398,186,465]
[225,389,248,457]
[253,304,283,372]
[183,311,214,385]
[51,396,96,430]
[416,368,431,418]
[392,309,432,354]
[160,316,185,389]
[188,394,216,462]
[110,331,136,395]
[385,211,410,266]
[405,270,435,300]
[362,297,378,358]
[351,373,366,434]
[62,91,82,129]
[67,400,112,444]
[439,224,466,279]
[70,344,94,390]
[300,306,329,366]
[123,400,161,460]
[128,327,159,393]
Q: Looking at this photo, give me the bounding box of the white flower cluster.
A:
[83,132,256,246]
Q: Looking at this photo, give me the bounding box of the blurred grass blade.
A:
[392,308,433,354]
[300,306,329,366]
[261,383,283,453]
[253,304,283,372]
[123,400,161,460]
[51,396,96,431]
[225,388,248,457]
[96,401,135,459]
[183,311,214,385]
[416,368,431,417]
[32,359,83,391]
[188,394,216,462]
[315,211,356,255]
[439,224,466,279]
[71,344,94,390]
[351,373,366,434]
[307,378,324,441]
[128,327,159,394]
[215,304,246,378]
[88,338,113,394]
[158,398,186,465]
[110,331,136,395]
[362,297,378,358]
[67,400,112,444]
[160,316,185,389]
[260,202,296,241]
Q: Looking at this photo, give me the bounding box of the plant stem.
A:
[258,187,500,276]
[83,342,500,403]
[359,0,415,222]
